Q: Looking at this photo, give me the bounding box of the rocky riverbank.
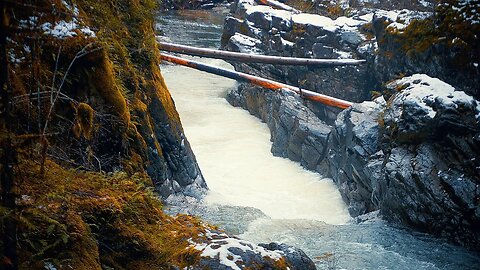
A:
[222,0,480,249]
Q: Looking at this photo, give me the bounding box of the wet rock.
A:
[328,74,480,249]
[222,0,480,249]
[227,86,331,174]
[327,97,386,216]
[222,0,375,114]
[190,230,316,270]
[247,9,272,30]
[341,30,363,47]
[383,74,480,143]
[259,243,317,270]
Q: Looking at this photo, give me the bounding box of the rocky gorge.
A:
[3,0,480,268]
[221,0,480,250]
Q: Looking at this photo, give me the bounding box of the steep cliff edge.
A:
[222,0,480,248]
[6,0,206,201]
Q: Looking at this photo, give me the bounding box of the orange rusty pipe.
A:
[160,53,353,110]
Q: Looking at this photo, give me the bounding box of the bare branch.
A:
[42,43,100,135]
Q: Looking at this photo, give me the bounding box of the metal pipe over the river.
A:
[160,53,353,109]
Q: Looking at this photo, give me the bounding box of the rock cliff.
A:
[329,75,480,248]
[7,0,207,202]
[221,0,480,248]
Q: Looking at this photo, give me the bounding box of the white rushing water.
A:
[162,57,350,225]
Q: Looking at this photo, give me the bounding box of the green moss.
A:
[73,102,95,140]
[3,1,208,268]
[7,156,207,269]
[385,0,479,69]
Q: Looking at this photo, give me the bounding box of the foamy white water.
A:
[162,57,350,225]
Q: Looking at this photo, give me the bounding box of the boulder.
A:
[327,74,480,248]
[190,230,316,270]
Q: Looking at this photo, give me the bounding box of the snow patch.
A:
[292,14,338,32]
[334,16,364,28]
[390,74,478,119]
[375,9,432,31]
[192,230,283,270]
[333,49,353,59]
[359,13,374,22]
[41,1,95,39]
[229,33,263,54]
[62,0,79,16]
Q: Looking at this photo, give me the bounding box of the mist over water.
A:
[158,9,480,269]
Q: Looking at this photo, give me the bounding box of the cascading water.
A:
[157,8,480,269]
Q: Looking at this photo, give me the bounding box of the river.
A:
[157,8,480,270]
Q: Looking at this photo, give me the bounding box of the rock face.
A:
[222,0,480,248]
[325,74,480,249]
[372,1,480,99]
[228,85,332,173]
[222,0,380,123]
[378,75,480,248]
[327,97,386,217]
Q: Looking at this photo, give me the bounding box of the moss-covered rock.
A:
[6,0,206,198]
[373,0,480,99]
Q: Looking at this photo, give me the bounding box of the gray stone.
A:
[247,10,272,30]
[259,242,317,270]
[341,30,363,47]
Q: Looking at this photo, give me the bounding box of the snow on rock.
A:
[375,9,432,31]
[292,12,369,34]
[41,1,95,39]
[446,0,480,25]
[246,4,292,23]
[386,74,479,119]
[292,13,338,32]
[245,4,273,15]
[333,48,353,59]
[191,230,284,270]
[236,0,257,15]
[334,16,364,28]
[228,33,263,54]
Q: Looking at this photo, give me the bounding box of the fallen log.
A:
[255,0,300,13]
[158,41,365,66]
[160,53,353,109]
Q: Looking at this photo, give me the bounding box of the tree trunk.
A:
[0,2,18,269]
[158,41,366,66]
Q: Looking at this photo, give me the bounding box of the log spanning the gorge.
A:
[160,53,353,109]
[158,41,366,67]
[255,0,300,13]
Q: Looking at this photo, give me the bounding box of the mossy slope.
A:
[6,0,205,197]
[2,0,208,268]
[10,156,206,269]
